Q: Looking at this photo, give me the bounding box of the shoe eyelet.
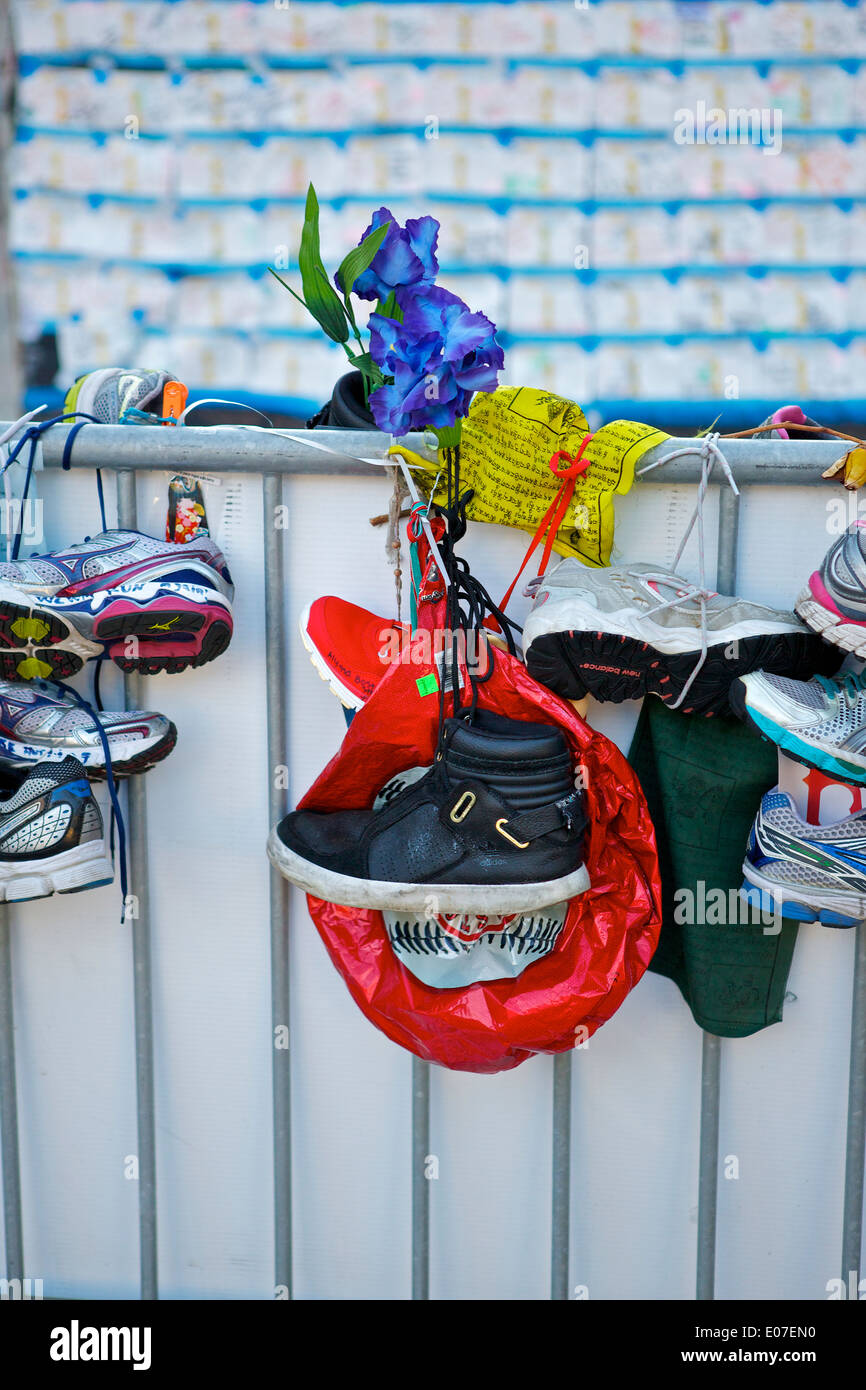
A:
[495,818,530,849]
[449,791,476,823]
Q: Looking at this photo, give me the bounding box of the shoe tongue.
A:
[444,711,568,764]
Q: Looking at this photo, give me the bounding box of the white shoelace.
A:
[636,433,740,710]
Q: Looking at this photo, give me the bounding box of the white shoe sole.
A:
[0,728,175,777]
[742,862,866,922]
[795,588,866,659]
[0,839,114,902]
[524,593,806,656]
[298,602,367,711]
[267,827,591,913]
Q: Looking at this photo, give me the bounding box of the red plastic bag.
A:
[301,642,662,1074]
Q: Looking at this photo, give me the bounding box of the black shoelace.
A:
[434,444,522,747]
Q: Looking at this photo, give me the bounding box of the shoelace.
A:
[434,446,524,740]
[33,676,128,920]
[1,412,108,559]
[636,433,740,710]
[816,669,866,704]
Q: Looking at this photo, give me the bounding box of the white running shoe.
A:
[730,669,866,784]
[741,787,866,928]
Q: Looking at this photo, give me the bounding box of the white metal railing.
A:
[0,423,862,1301]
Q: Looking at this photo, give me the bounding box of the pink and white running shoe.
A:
[796,522,866,660]
[0,531,233,679]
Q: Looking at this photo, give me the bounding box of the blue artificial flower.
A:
[368,285,504,434]
[339,207,440,303]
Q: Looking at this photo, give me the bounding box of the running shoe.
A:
[300,597,410,710]
[64,367,180,424]
[301,597,506,711]
[0,529,233,600]
[796,522,866,659]
[0,756,113,902]
[0,679,176,777]
[0,578,233,680]
[740,788,866,927]
[754,404,836,441]
[523,561,838,715]
[730,669,866,784]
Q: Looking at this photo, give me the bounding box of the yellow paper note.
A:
[390,386,669,568]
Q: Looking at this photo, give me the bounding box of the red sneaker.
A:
[299,597,409,710]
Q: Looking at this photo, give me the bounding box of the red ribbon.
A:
[490,434,594,626]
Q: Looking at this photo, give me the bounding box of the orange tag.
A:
[162,380,189,424]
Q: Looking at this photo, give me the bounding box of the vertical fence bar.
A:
[0,905,23,1281]
[696,1033,721,1300]
[411,1057,430,1299]
[696,483,740,1301]
[263,473,292,1298]
[115,469,158,1301]
[551,1052,572,1300]
[842,920,866,1286]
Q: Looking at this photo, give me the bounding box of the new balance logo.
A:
[579,663,642,676]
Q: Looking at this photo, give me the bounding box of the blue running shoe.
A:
[0,755,113,901]
[740,788,866,928]
[0,529,234,679]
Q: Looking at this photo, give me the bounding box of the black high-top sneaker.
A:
[267,711,589,913]
[0,756,113,901]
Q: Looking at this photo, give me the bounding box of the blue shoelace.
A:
[2,412,108,558]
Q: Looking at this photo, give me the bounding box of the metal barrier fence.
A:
[0,424,863,1301]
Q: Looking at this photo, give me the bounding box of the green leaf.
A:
[297,184,349,344]
[434,422,463,449]
[336,220,390,300]
[347,351,387,389]
[378,289,403,323]
[267,266,308,311]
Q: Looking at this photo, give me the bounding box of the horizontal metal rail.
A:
[3,421,851,483]
[0,422,862,1302]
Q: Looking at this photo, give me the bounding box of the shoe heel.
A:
[814,907,862,928]
[740,880,817,922]
[0,598,84,680]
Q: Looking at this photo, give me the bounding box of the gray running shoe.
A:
[0,756,113,902]
[0,678,176,778]
[524,561,838,715]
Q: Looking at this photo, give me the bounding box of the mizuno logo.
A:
[149,617,181,631]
